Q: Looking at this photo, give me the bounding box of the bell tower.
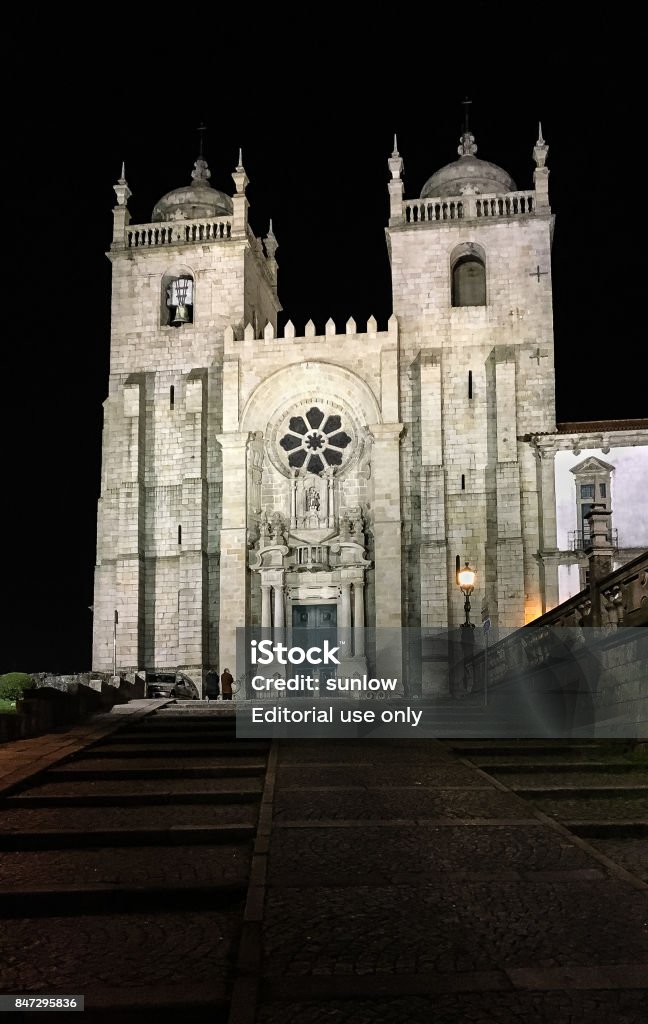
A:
[92,145,281,682]
[386,124,556,661]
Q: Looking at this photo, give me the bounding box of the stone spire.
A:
[113,162,132,207]
[232,147,248,195]
[388,134,404,224]
[112,162,132,247]
[264,218,278,259]
[231,148,249,234]
[533,122,550,212]
[264,219,278,295]
[533,122,549,168]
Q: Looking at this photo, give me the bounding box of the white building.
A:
[92,129,648,693]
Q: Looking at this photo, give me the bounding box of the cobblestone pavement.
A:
[0,910,237,992]
[278,740,453,764]
[256,990,648,1023]
[276,764,482,787]
[267,824,596,885]
[255,738,648,1023]
[263,879,648,974]
[273,788,531,821]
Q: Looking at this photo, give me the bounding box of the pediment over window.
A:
[570,456,615,476]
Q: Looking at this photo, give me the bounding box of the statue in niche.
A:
[270,511,287,545]
[339,513,352,541]
[349,509,364,537]
[306,486,320,512]
[259,512,272,545]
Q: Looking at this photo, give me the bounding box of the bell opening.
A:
[165,275,194,327]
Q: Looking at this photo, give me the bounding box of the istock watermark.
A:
[234,626,648,739]
[250,639,342,665]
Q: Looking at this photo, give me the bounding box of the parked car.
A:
[146,672,199,700]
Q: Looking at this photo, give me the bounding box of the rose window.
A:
[279,406,352,473]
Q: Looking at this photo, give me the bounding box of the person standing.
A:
[204,669,220,702]
[221,667,234,701]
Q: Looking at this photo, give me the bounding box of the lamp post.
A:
[457,561,476,629]
[455,561,476,698]
[112,610,118,679]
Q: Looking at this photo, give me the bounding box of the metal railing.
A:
[569,529,618,551]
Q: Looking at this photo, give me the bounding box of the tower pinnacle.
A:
[113,163,131,207]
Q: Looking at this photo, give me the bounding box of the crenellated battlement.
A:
[223,314,397,347]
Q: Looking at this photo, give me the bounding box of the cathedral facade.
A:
[92,129,648,693]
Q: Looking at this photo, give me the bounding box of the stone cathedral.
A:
[92,126,648,693]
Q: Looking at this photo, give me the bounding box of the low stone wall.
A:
[0,672,146,744]
[466,627,648,738]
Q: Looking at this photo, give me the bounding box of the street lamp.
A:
[457,561,476,628]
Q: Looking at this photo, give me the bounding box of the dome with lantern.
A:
[152,155,233,222]
[420,131,516,199]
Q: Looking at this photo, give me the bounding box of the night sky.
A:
[2,40,641,672]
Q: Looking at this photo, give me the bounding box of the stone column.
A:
[354,582,365,656]
[340,583,352,629]
[261,584,272,628]
[216,431,251,677]
[178,373,207,677]
[369,422,404,686]
[585,505,615,627]
[495,354,524,628]
[290,473,297,528]
[273,583,285,628]
[538,443,559,613]
[114,378,146,673]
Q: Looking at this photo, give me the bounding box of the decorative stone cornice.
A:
[367,423,404,443]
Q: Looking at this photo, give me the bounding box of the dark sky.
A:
[2,37,641,672]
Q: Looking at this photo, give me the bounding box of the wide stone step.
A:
[0,881,246,917]
[46,762,267,780]
[0,802,258,836]
[483,762,646,774]
[80,743,269,758]
[5,787,263,808]
[452,745,603,756]
[512,786,648,799]
[568,821,648,838]
[0,823,256,850]
[106,728,237,742]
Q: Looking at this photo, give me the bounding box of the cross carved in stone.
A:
[529,347,548,365]
[529,265,549,282]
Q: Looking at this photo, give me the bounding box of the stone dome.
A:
[152,156,233,222]
[420,132,516,199]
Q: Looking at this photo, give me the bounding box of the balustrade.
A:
[126,218,233,248]
[403,189,535,225]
